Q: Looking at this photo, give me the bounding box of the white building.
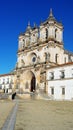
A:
[47,63,73,100]
[0,73,14,93]
[0,9,73,100]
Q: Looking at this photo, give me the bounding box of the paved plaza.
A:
[15,99,73,130]
[0,99,73,130]
[0,101,15,130]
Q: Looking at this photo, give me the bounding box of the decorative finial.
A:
[47,8,55,20]
[26,21,31,32]
[49,8,53,17]
[34,22,36,28]
[28,21,30,26]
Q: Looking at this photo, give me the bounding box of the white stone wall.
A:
[48,80,73,100]
[47,64,73,100]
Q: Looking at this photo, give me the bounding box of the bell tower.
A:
[40,9,63,45]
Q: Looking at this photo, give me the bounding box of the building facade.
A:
[0,9,73,100]
[47,63,73,100]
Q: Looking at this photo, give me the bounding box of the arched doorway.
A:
[23,71,36,92]
[31,75,36,92]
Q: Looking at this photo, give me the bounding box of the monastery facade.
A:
[0,9,73,100]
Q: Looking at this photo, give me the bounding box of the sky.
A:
[0,0,73,74]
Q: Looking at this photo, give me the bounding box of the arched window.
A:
[48,53,50,62]
[44,53,50,62]
[46,28,48,39]
[44,53,47,61]
[55,54,58,63]
[29,32,31,43]
[55,29,57,39]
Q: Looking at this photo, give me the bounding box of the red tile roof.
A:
[0,73,13,77]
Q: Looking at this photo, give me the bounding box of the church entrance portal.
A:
[24,71,36,92]
[30,75,36,92]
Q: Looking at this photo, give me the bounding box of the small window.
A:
[51,87,54,95]
[7,78,9,84]
[55,54,58,63]
[22,43,25,49]
[32,57,36,62]
[3,79,5,84]
[23,39,25,42]
[49,72,54,80]
[33,34,35,36]
[38,29,40,39]
[62,87,65,95]
[55,29,57,39]
[60,71,65,79]
[46,28,48,39]
[45,53,50,62]
[45,53,47,61]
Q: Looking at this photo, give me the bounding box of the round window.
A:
[32,57,36,62]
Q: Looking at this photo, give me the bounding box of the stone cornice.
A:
[16,61,48,72]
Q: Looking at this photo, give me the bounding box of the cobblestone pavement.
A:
[15,99,73,130]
